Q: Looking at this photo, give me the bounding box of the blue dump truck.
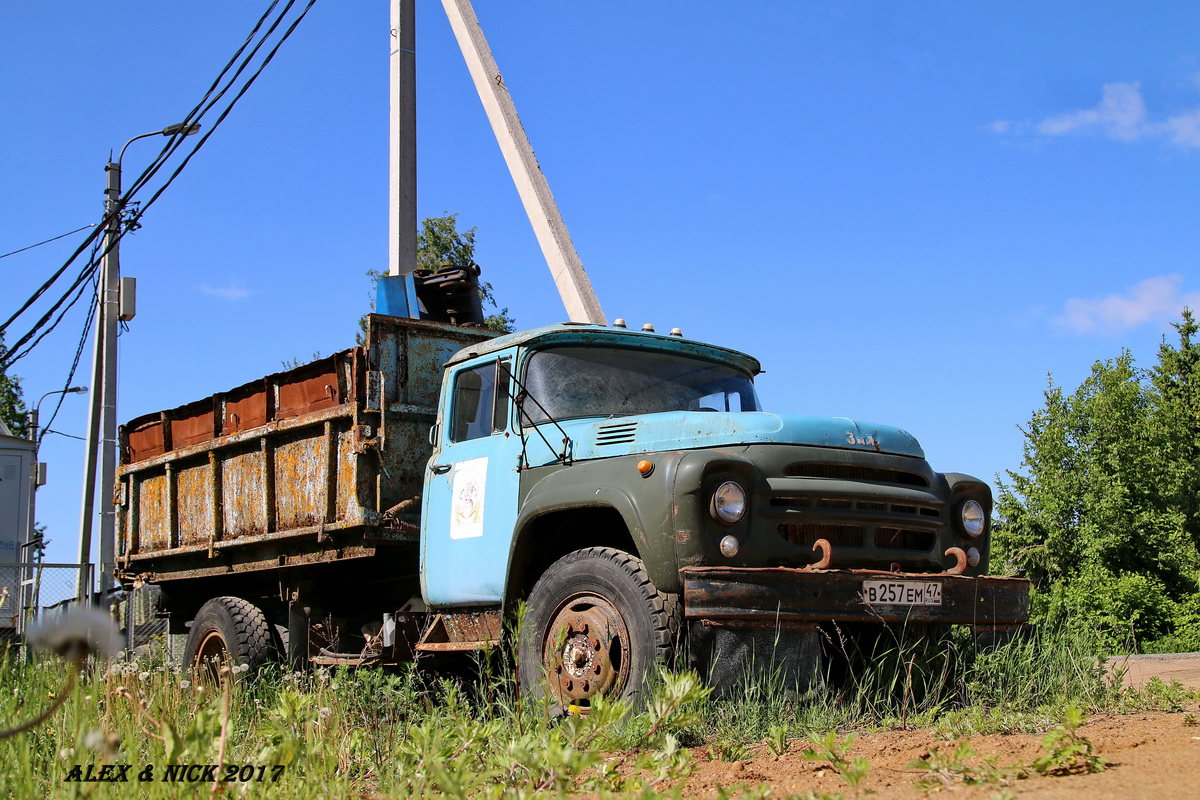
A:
[116,313,1029,706]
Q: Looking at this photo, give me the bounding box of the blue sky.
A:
[3,2,1199,573]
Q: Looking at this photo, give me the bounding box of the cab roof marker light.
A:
[669,328,683,337]
[642,323,655,332]
[613,319,627,329]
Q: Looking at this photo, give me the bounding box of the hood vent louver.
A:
[595,421,639,446]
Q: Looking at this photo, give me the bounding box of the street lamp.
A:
[30,385,88,452]
[76,121,200,604]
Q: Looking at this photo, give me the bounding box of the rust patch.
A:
[171,400,215,450]
[803,538,833,570]
[276,357,344,420]
[416,610,503,652]
[222,384,268,434]
[176,460,213,547]
[126,415,166,462]
[943,546,968,575]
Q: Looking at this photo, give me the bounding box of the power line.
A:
[1,0,318,370]
[37,241,102,450]
[0,225,96,260]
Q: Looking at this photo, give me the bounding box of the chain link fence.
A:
[0,564,172,662]
[115,585,170,656]
[0,562,91,639]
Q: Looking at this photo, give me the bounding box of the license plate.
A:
[862,580,942,606]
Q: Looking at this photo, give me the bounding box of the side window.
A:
[450,359,510,442]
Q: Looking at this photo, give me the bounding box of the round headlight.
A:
[959,499,986,538]
[710,481,747,524]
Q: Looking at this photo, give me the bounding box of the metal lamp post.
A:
[76,123,200,604]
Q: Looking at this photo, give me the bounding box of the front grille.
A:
[780,523,864,548]
[875,527,936,551]
[770,497,940,518]
[784,463,929,487]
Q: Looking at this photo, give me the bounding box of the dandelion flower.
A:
[138,672,150,681]
[27,607,122,662]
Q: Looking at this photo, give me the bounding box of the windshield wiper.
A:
[504,361,573,467]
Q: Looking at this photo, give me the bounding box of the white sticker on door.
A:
[449,457,487,539]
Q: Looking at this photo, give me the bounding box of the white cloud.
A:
[200,282,251,301]
[997,79,1200,150]
[1052,274,1200,334]
[1036,82,1147,141]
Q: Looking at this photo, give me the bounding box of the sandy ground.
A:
[675,656,1200,799]
[680,712,1200,799]
[1109,653,1200,691]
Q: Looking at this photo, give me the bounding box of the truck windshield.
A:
[521,346,761,424]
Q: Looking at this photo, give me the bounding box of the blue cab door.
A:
[421,351,521,606]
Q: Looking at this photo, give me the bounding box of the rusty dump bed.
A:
[116,315,496,583]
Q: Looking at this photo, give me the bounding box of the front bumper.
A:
[680,566,1030,627]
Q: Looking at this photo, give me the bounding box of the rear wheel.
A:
[183,596,275,679]
[518,547,679,711]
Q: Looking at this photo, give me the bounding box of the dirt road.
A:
[678,656,1200,799]
[682,712,1200,799]
[1110,653,1200,691]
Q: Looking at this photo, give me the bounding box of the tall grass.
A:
[0,619,1190,799]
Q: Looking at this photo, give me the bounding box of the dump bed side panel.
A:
[116,315,497,583]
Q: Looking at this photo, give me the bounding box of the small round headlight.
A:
[710,481,747,524]
[960,499,986,538]
[719,535,740,558]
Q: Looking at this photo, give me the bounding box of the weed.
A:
[1031,704,1109,776]
[766,722,791,756]
[908,740,1015,789]
[801,731,870,788]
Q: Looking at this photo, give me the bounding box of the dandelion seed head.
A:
[27,607,122,661]
[179,680,191,689]
[82,729,105,751]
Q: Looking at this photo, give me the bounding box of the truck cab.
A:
[420,322,1028,707]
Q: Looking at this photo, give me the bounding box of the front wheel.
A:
[518,547,679,711]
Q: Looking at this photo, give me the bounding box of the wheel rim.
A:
[193,630,229,680]
[541,593,632,708]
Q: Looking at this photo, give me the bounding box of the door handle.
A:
[430,463,451,475]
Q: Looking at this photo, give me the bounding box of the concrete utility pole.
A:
[76,124,199,603]
[389,0,418,278]
[76,158,123,603]
[441,0,606,325]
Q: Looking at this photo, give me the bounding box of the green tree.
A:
[994,311,1200,650]
[358,213,515,345]
[0,332,29,437]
